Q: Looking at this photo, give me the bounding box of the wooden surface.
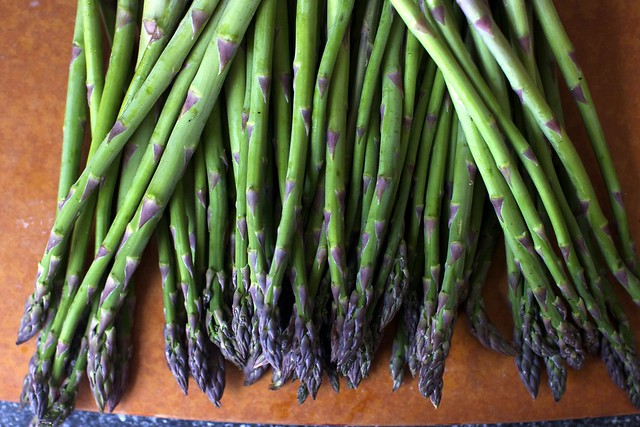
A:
[1,1,640,425]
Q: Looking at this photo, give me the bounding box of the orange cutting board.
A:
[1,1,639,425]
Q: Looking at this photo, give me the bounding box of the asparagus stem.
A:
[245,0,279,371]
[263,0,319,368]
[345,0,394,239]
[224,44,253,366]
[83,0,105,135]
[272,0,293,197]
[304,0,356,210]
[58,5,88,204]
[325,0,352,355]
[157,216,189,394]
[337,17,405,366]
[419,120,477,406]
[415,95,454,366]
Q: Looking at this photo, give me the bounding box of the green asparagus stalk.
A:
[59,5,88,205]
[325,0,352,358]
[245,0,279,371]
[83,0,105,134]
[94,0,140,252]
[272,0,293,197]
[415,95,454,366]
[193,144,208,287]
[262,0,319,371]
[346,0,382,150]
[222,44,253,365]
[344,0,394,242]
[44,8,220,393]
[203,102,240,367]
[157,216,189,393]
[465,202,516,356]
[336,17,405,366]
[304,0,356,210]
[419,121,477,406]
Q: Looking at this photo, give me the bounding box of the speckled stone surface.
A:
[1,401,638,427]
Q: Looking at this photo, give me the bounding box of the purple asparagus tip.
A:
[519,35,531,55]
[108,120,127,142]
[81,175,101,201]
[300,108,311,135]
[191,9,209,37]
[331,247,345,275]
[431,6,445,24]
[125,257,139,285]
[474,16,493,34]
[491,196,504,221]
[139,198,161,228]
[280,72,292,103]
[545,118,562,135]
[45,232,63,253]
[570,85,587,103]
[450,242,464,264]
[426,113,438,130]
[71,43,82,63]
[217,38,237,74]
[181,90,200,115]
[258,75,271,103]
[327,131,340,158]
[96,245,110,259]
[143,19,157,36]
[499,165,513,185]
[612,190,624,206]
[375,176,390,203]
[413,17,433,37]
[317,76,329,97]
[386,71,403,95]
[523,147,538,165]
[116,8,134,29]
[86,83,94,105]
[425,217,437,240]
[153,143,164,162]
[579,199,590,216]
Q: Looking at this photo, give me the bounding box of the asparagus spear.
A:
[465,201,516,356]
[304,0,356,210]
[157,216,189,393]
[415,96,454,366]
[344,0,394,243]
[272,0,293,198]
[336,17,405,367]
[419,121,477,406]
[262,0,319,371]
[325,0,353,365]
[245,0,279,371]
[94,0,140,252]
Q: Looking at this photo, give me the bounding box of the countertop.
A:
[1,0,640,425]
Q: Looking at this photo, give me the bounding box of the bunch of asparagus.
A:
[16,0,640,424]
